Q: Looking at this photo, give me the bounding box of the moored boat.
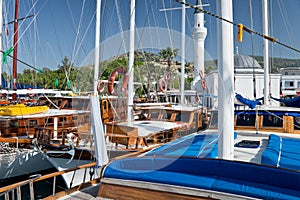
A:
[97,0,300,199]
[0,104,49,116]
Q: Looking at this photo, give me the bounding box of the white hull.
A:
[45,156,101,189]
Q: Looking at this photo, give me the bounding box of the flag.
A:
[2,47,14,64]
[55,78,59,87]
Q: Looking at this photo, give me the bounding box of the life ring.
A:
[97,80,105,93]
[159,78,167,92]
[201,79,206,90]
[108,66,128,95]
[27,88,34,98]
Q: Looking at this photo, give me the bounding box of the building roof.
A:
[234,54,264,74]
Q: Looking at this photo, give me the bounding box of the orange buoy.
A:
[108,66,128,95]
[201,79,206,90]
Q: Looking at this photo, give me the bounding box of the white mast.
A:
[127,0,135,124]
[192,0,207,89]
[0,0,2,88]
[262,0,269,105]
[91,0,108,167]
[93,0,101,96]
[217,0,234,160]
[180,1,186,105]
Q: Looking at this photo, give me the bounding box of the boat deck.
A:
[119,120,185,137]
[57,183,101,200]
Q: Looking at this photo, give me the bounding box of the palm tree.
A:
[159,47,178,72]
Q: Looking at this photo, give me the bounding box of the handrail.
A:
[0,147,155,199]
[33,162,97,182]
[0,174,41,200]
[0,136,32,144]
[0,162,97,200]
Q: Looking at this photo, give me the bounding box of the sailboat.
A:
[0,0,99,188]
[97,1,300,199]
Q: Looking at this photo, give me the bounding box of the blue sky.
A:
[2,0,300,74]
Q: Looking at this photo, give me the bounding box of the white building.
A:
[205,54,281,109]
[279,67,300,97]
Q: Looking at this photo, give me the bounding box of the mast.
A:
[180,1,185,105]
[0,0,3,88]
[91,0,108,167]
[262,0,269,105]
[93,0,101,96]
[217,0,234,160]
[12,0,19,101]
[127,0,135,124]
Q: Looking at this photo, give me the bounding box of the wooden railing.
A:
[0,146,158,200]
[0,162,98,200]
[0,174,41,200]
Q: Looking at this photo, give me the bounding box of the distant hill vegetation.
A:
[12,51,300,93]
[203,56,300,74]
[253,56,300,73]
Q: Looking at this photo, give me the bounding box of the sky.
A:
[2,0,300,74]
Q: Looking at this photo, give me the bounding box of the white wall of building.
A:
[205,71,281,108]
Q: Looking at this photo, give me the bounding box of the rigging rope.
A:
[173,0,300,54]
[249,0,256,99]
[115,0,127,55]
[0,49,43,73]
[162,0,176,59]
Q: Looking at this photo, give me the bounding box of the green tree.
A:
[56,56,76,90]
[159,47,178,72]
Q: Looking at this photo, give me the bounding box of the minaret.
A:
[192,0,207,89]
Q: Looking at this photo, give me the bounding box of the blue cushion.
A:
[212,178,300,200]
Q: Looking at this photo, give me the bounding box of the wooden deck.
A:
[57,183,103,200]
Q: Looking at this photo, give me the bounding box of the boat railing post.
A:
[17,186,21,200]
[52,176,56,196]
[29,180,34,200]
[53,117,58,139]
[12,188,15,200]
[4,192,9,200]
[13,137,18,149]
[28,174,41,199]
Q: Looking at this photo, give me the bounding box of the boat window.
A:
[262,115,283,128]
[57,100,62,107]
[45,118,53,124]
[161,111,172,120]
[64,100,73,108]
[294,117,300,130]
[175,113,190,122]
[72,116,78,121]
[284,81,294,88]
[159,95,167,103]
[60,117,67,122]
[149,110,160,119]
[29,120,37,127]
[9,120,19,128]
[236,114,256,126]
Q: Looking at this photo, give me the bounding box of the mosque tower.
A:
[192,0,207,90]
